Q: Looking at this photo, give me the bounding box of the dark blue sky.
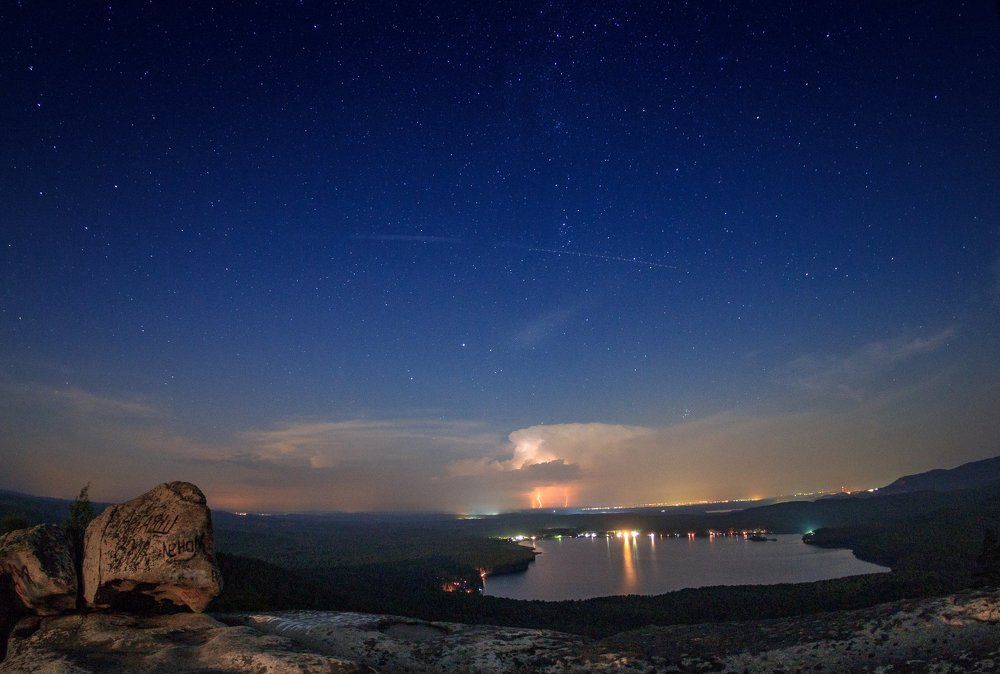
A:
[2,2,998,511]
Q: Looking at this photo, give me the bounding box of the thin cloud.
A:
[780,327,957,399]
[524,246,678,270]
[0,381,163,420]
[351,234,462,244]
[238,419,499,470]
[512,307,577,348]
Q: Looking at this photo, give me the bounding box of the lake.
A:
[483,534,888,601]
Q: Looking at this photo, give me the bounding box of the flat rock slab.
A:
[82,481,221,612]
[0,612,363,673]
[602,586,1000,672]
[241,589,1000,673]
[0,525,76,615]
[239,611,637,673]
[3,588,997,672]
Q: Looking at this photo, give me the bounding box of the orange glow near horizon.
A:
[188,481,843,514]
[529,484,573,509]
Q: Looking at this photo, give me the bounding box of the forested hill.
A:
[0,489,87,525]
[876,454,1000,496]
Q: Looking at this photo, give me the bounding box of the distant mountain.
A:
[0,489,112,527]
[877,455,1000,495]
[0,489,75,524]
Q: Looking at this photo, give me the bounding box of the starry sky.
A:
[2,1,999,512]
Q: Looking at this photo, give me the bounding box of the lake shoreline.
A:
[480,547,539,581]
[484,534,889,601]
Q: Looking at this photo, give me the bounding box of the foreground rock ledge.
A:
[239,589,1000,673]
[82,481,221,612]
[0,525,76,615]
[1,587,998,672]
[1,613,361,673]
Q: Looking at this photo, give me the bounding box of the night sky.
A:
[2,2,998,512]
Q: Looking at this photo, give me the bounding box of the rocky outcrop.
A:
[602,586,1000,672]
[0,482,229,665]
[240,611,605,672]
[2,587,998,671]
[231,588,1000,672]
[0,613,362,673]
[82,482,221,612]
[4,588,998,672]
[0,482,222,616]
[0,525,76,615]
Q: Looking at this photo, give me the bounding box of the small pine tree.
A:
[0,515,29,536]
[975,527,999,581]
[64,484,94,608]
[65,484,94,549]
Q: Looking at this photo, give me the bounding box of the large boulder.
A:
[0,525,77,615]
[82,482,221,612]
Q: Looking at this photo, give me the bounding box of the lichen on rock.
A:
[0,525,77,616]
[1,612,362,673]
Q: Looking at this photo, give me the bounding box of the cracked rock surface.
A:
[0,612,362,673]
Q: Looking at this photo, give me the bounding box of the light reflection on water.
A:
[621,531,636,590]
[483,534,888,601]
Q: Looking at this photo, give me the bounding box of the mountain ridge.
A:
[877,454,1000,495]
